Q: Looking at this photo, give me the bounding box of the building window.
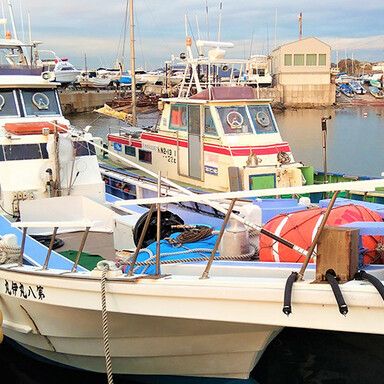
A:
[138,149,152,164]
[124,145,136,157]
[318,54,326,66]
[294,54,304,66]
[306,54,317,66]
[284,54,292,66]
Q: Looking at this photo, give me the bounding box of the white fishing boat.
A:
[245,55,272,87]
[107,38,310,194]
[77,70,111,88]
[1,65,384,384]
[37,50,81,84]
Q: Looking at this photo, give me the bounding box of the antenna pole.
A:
[195,15,201,40]
[217,1,222,42]
[1,1,6,36]
[27,12,31,43]
[298,12,303,40]
[184,14,188,37]
[129,0,137,125]
[7,0,18,40]
[205,0,209,40]
[274,8,277,49]
[18,0,24,42]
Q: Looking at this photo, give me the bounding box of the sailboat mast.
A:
[129,0,137,125]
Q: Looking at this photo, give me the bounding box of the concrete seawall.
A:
[59,89,117,114]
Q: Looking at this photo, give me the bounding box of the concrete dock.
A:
[58,89,117,114]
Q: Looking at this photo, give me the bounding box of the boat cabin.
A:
[108,86,307,192]
[0,69,105,217]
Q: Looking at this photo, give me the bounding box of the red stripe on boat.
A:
[109,134,291,156]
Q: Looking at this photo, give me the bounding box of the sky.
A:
[6,0,384,69]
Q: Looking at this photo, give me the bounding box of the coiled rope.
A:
[101,264,114,384]
[0,238,21,264]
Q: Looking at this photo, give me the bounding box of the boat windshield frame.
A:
[19,88,62,117]
[216,104,278,135]
[0,89,21,118]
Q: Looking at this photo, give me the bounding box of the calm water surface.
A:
[2,106,384,383]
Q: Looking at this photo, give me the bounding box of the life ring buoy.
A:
[259,204,383,264]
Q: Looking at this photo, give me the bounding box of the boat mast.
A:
[129,0,137,125]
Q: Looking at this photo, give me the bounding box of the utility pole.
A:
[129,0,137,126]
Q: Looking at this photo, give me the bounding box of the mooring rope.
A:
[101,265,114,384]
[0,238,21,264]
[116,246,256,274]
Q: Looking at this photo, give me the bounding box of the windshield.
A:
[248,105,277,134]
[217,106,253,134]
[20,89,61,116]
[0,90,19,117]
[217,105,277,135]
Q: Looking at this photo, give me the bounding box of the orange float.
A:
[259,204,383,265]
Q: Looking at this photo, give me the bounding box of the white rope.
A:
[0,237,21,264]
[101,265,114,384]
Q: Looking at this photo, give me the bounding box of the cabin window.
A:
[0,146,4,161]
[169,104,187,131]
[217,106,253,134]
[0,90,19,117]
[306,54,317,66]
[204,108,218,136]
[2,144,43,161]
[318,54,326,66]
[294,54,304,66]
[125,145,136,156]
[284,54,292,66]
[73,141,90,156]
[138,149,152,164]
[20,89,61,116]
[248,106,277,134]
[257,69,265,76]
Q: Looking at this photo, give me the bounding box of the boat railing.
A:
[11,220,95,271]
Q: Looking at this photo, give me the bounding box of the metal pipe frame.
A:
[126,204,156,276]
[71,227,91,273]
[42,226,58,270]
[18,227,27,267]
[200,198,237,279]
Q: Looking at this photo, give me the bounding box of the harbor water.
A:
[70,105,384,178]
[2,106,384,383]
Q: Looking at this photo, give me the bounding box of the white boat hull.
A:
[54,70,81,84]
[1,265,384,379]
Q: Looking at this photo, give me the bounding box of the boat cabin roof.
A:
[162,86,272,105]
[0,74,59,88]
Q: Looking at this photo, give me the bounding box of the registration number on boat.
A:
[3,280,45,300]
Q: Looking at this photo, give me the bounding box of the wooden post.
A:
[315,226,359,283]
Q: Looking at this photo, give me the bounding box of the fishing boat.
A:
[2,59,384,383]
[349,80,366,95]
[77,70,111,88]
[106,38,311,194]
[338,83,354,97]
[37,50,81,84]
[369,86,384,99]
